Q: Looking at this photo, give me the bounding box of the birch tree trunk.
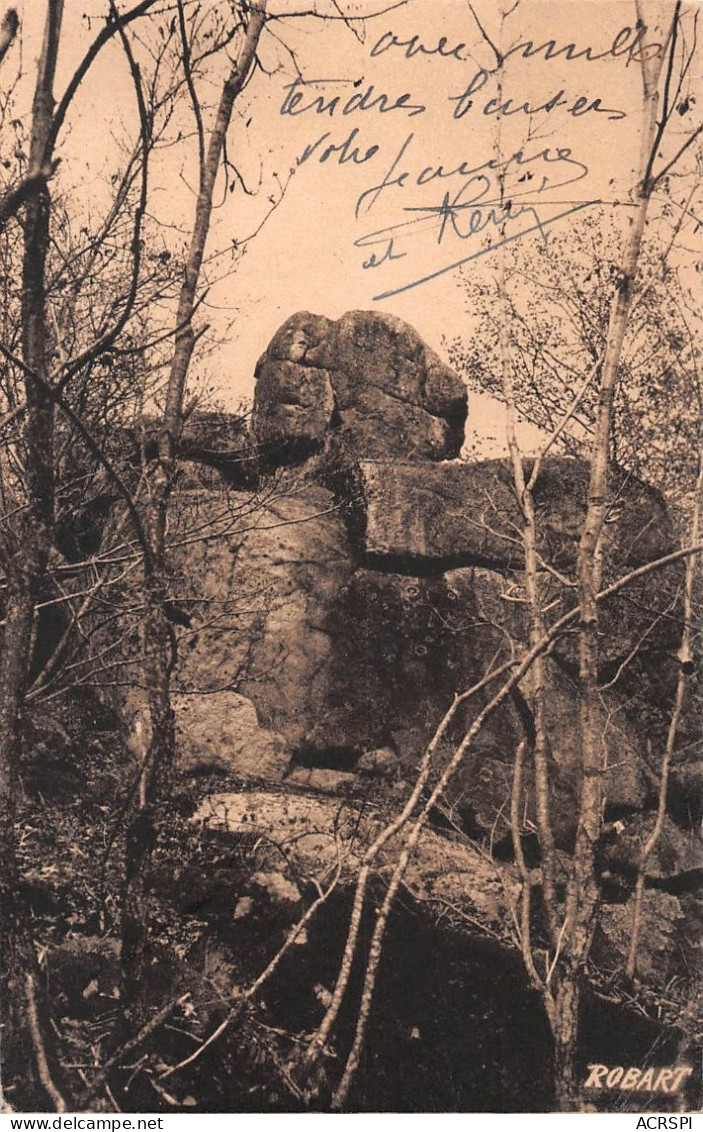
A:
[490,13,559,952]
[552,6,669,1110]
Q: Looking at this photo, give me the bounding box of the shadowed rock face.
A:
[253,310,468,464]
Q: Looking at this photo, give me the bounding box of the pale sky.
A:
[6,0,698,453]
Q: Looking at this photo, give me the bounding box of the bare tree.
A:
[119,0,269,1007]
[0,0,174,1107]
[446,0,701,1110]
[552,3,696,1106]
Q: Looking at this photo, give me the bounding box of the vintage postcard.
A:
[0,0,700,1117]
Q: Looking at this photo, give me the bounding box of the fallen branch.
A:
[25,973,67,1114]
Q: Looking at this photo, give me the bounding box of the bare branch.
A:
[25,973,67,1114]
[47,0,158,155]
[55,1,151,390]
[0,342,151,565]
[0,7,18,67]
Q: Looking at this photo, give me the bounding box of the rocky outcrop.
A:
[253,310,467,464]
[347,459,681,673]
[170,478,355,752]
[4,306,699,1115]
[192,790,690,977]
[193,790,513,935]
[87,309,697,906]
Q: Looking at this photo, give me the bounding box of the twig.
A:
[159,859,343,1081]
[25,973,67,1113]
[75,994,191,1109]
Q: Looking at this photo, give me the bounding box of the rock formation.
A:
[253,310,467,463]
[84,309,699,978]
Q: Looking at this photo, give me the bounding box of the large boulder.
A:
[172,508,489,763]
[192,790,512,931]
[193,791,694,981]
[85,309,693,906]
[538,660,649,812]
[350,458,676,571]
[350,459,681,671]
[170,475,356,752]
[164,462,675,817]
[253,310,467,464]
[438,657,649,851]
[306,569,486,760]
[444,570,659,807]
[173,691,290,780]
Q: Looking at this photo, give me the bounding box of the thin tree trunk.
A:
[0,0,65,1109]
[552,968,580,1111]
[497,206,558,948]
[626,457,702,976]
[120,1,267,1004]
[483,7,561,1031]
[553,6,668,1106]
[485,1,558,957]
[0,584,38,1108]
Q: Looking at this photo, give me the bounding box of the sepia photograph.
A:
[0,0,700,1116]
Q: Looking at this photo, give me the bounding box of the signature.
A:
[352,132,589,218]
[345,132,598,298]
[354,185,600,300]
[297,128,598,299]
